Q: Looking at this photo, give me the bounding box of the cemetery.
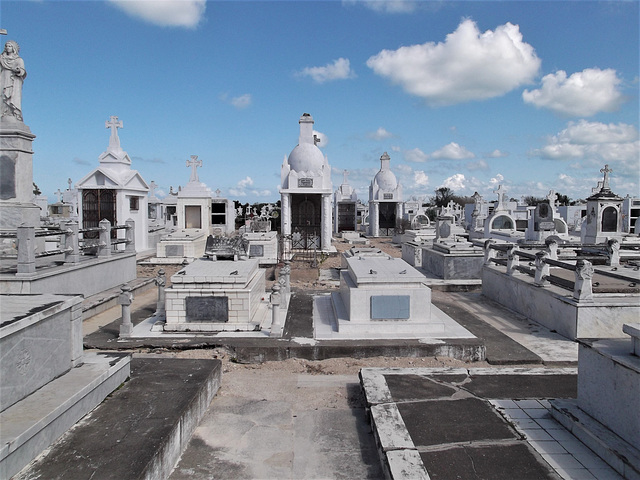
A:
[1,29,639,480]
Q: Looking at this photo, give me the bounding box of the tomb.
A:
[317,249,475,340]
[163,257,268,332]
[210,189,236,236]
[333,170,358,233]
[76,116,150,251]
[368,152,402,237]
[242,205,278,266]
[581,165,625,244]
[551,323,640,478]
[0,294,130,478]
[280,113,333,252]
[525,190,569,242]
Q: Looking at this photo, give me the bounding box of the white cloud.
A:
[532,121,639,171]
[296,58,356,84]
[367,127,394,140]
[108,0,206,28]
[238,176,254,188]
[486,149,508,158]
[466,159,489,171]
[489,173,504,185]
[230,176,271,198]
[523,68,623,117]
[344,0,417,14]
[441,173,466,190]
[404,148,429,163]
[413,170,429,186]
[366,19,540,105]
[431,142,475,160]
[230,94,252,109]
[313,130,329,147]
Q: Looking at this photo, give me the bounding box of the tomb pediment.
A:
[77,168,120,188]
[122,171,149,191]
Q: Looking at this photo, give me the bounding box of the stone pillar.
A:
[281,193,291,236]
[269,284,282,337]
[98,218,111,257]
[534,251,549,286]
[574,260,594,302]
[16,223,35,274]
[61,220,80,264]
[606,238,620,267]
[483,239,496,266]
[321,193,332,251]
[545,238,558,261]
[506,245,520,276]
[118,285,134,338]
[125,218,135,253]
[155,269,166,317]
[369,201,379,237]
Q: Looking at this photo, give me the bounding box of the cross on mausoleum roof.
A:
[55,189,62,203]
[105,116,123,149]
[600,164,612,191]
[342,170,349,184]
[186,155,202,183]
[493,184,506,211]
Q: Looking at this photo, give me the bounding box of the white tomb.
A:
[164,258,268,332]
[334,170,358,233]
[369,152,403,237]
[76,116,150,251]
[582,165,625,244]
[280,113,333,252]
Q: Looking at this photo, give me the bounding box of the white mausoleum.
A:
[369,152,402,237]
[280,113,333,251]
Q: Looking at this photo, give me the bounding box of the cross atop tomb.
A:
[186,155,202,183]
[493,184,506,211]
[55,189,62,203]
[342,170,349,184]
[546,189,556,207]
[105,116,123,149]
[215,188,221,197]
[67,178,73,191]
[600,164,612,191]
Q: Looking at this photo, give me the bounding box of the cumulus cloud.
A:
[108,0,206,28]
[404,148,429,163]
[230,94,252,109]
[441,173,466,190]
[413,170,429,186]
[523,68,623,117]
[367,127,394,140]
[229,176,271,198]
[238,176,254,188]
[366,19,540,105]
[489,173,504,185]
[296,58,356,84]
[431,142,475,160]
[486,149,508,158]
[532,121,639,169]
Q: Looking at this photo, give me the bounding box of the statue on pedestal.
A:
[1,40,27,121]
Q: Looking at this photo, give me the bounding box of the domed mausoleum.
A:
[369,152,402,237]
[280,114,333,251]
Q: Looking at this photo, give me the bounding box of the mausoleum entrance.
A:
[337,203,356,232]
[82,189,116,238]
[378,202,397,236]
[184,205,201,229]
[291,194,321,249]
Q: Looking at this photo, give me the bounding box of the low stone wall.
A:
[482,265,639,340]
[0,252,137,297]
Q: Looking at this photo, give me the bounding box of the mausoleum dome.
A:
[288,143,324,173]
[374,168,398,192]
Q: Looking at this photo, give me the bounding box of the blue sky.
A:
[3,0,639,204]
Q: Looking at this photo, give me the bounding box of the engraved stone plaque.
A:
[383,193,393,200]
[298,178,313,188]
[166,245,184,257]
[249,244,264,257]
[370,295,410,320]
[0,155,16,200]
[186,296,228,323]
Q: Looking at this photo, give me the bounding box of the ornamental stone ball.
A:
[0,40,27,121]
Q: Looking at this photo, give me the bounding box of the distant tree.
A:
[432,187,455,207]
[555,193,571,206]
[451,194,475,207]
[523,196,545,206]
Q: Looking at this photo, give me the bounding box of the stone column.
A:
[321,193,332,251]
[506,245,520,275]
[155,269,166,318]
[281,193,291,236]
[98,219,111,257]
[574,260,594,302]
[269,284,282,337]
[369,201,379,237]
[534,251,549,286]
[483,239,496,266]
[61,220,80,264]
[16,223,35,274]
[545,238,558,260]
[118,285,134,338]
[125,218,135,253]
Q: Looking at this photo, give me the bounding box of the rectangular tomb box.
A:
[164,258,266,332]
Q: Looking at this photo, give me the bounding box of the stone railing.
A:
[0,219,135,275]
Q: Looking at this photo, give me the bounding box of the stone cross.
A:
[600,164,612,191]
[313,134,321,146]
[67,178,73,190]
[186,155,202,182]
[105,116,123,149]
[493,185,506,211]
[215,188,221,197]
[546,189,556,207]
[342,170,349,184]
[55,189,62,203]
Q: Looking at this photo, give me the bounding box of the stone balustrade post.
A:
[61,220,80,264]
[125,218,135,253]
[545,238,558,261]
[534,251,550,286]
[269,284,282,337]
[506,246,520,276]
[483,239,496,266]
[573,259,594,302]
[118,285,134,338]
[155,269,166,317]
[98,219,111,257]
[16,223,36,275]
[606,238,620,267]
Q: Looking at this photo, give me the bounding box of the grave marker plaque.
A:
[186,296,228,323]
[166,245,184,257]
[298,178,313,188]
[249,244,264,257]
[371,295,410,320]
